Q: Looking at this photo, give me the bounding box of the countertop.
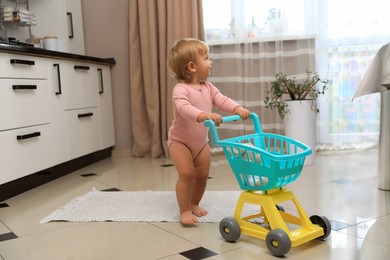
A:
[0,42,116,66]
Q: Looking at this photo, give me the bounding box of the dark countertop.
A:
[0,42,116,66]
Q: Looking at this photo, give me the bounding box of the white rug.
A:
[40,189,257,223]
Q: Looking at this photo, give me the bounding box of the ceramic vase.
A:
[284,100,317,165]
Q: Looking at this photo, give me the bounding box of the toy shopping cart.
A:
[205,113,331,257]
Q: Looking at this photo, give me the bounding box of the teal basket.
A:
[204,113,312,191]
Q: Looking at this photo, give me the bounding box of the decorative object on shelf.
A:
[264,70,329,119]
[264,70,329,165]
[264,8,288,33]
[43,36,58,51]
[1,7,36,27]
[0,2,37,43]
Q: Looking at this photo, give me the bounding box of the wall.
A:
[81,0,132,155]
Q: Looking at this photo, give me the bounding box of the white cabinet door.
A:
[29,0,85,55]
[47,61,70,164]
[65,108,100,159]
[96,66,116,149]
[64,0,85,55]
[59,60,98,110]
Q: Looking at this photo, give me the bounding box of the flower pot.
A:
[284,100,317,165]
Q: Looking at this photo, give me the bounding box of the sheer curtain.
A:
[203,0,390,151]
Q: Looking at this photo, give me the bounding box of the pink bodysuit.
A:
[168,81,239,159]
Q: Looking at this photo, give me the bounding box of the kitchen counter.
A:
[0,42,116,200]
[0,42,116,66]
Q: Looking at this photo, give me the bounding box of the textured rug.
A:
[40,189,257,223]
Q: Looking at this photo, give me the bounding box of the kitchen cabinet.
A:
[0,53,54,184]
[0,78,50,130]
[65,107,100,159]
[0,49,115,186]
[0,125,53,185]
[48,60,115,162]
[29,0,85,55]
[51,59,100,160]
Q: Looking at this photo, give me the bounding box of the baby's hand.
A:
[234,106,251,119]
[198,112,223,126]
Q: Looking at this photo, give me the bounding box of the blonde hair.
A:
[168,38,209,81]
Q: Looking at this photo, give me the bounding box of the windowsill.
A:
[206,32,317,46]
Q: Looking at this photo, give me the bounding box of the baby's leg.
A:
[169,143,198,225]
[191,144,211,217]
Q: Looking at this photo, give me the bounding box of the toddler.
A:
[167,38,250,225]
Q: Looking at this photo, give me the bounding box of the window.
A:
[203,0,305,41]
[203,0,390,148]
[328,0,390,42]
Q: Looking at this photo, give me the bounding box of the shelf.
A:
[1,10,36,27]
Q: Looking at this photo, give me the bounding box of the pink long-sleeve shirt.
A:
[168,81,239,158]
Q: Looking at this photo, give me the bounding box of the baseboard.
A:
[0,148,113,202]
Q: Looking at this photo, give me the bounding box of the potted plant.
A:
[264,70,329,165]
[264,70,329,119]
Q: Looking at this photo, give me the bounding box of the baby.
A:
[167,38,250,225]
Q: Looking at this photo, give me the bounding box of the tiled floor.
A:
[1,148,390,259]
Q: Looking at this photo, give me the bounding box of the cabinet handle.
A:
[78,112,93,118]
[67,12,74,39]
[12,85,37,90]
[53,64,62,95]
[10,59,35,66]
[74,65,90,70]
[98,68,104,94]
[16,132,41,141]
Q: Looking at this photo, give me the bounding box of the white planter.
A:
[284,100,317,165]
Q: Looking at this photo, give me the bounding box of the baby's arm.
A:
[197,112,223,126]
[197,107,250,126]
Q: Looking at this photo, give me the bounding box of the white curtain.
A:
[203,0,390,151]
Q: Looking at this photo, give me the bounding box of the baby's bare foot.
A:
[191,205,208,217]
[180,211,198,225]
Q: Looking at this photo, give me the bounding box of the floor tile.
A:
[180,247,218,259]
[340,215,390,246]
[0,232,17,243]
[0,223,9,235]
[0,222,197,260]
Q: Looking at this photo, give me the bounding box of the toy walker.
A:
[205,113,331,257]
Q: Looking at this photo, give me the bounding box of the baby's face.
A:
[194,52,212,79]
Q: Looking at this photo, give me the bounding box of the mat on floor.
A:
[40,188,258,223]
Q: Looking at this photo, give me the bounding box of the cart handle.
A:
[205,112,262,145]
[221,114,241,123]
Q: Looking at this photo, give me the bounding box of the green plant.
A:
[264,70,329,119]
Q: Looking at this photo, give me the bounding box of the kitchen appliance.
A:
[0,37,34,47]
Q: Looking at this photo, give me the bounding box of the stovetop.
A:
[0,37,34,47]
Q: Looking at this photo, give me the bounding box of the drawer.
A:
[0,53,47,79]
[0,79,50,131]
[66,108,100,159]
[0,124,54,185]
